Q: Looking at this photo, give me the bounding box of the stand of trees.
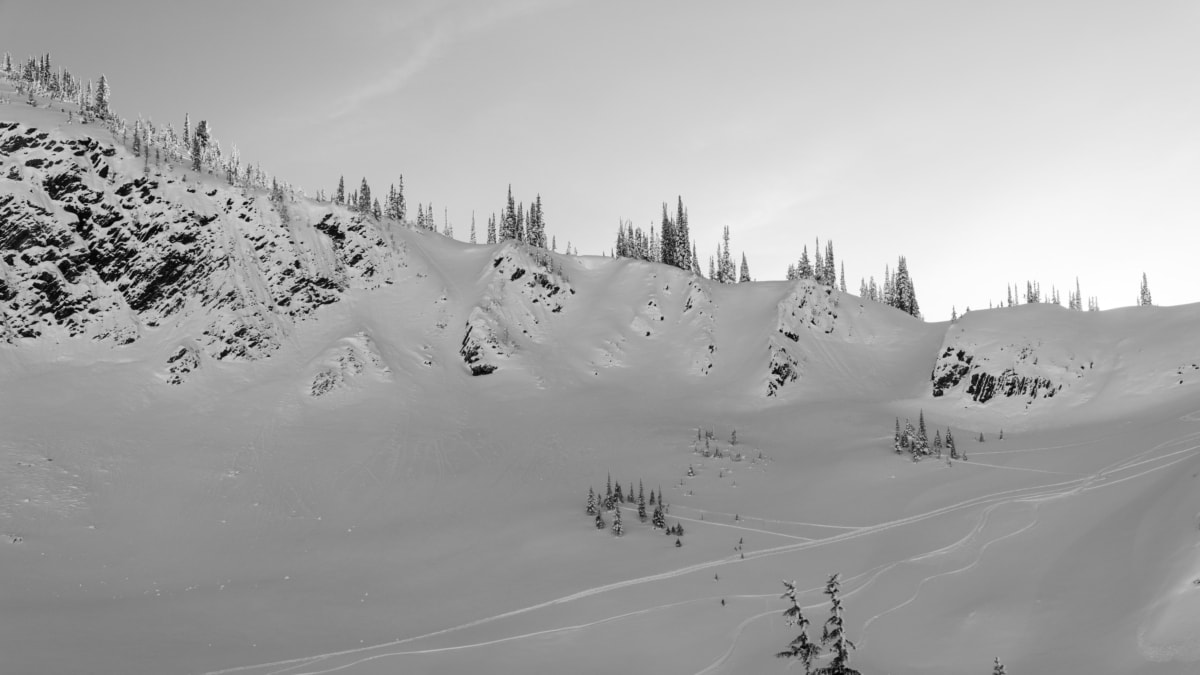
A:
[893,412,964,462]
[585,476,681,541]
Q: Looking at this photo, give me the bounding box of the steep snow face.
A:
[459,243,574,376]
[0,119,398,361]
[765,280,910,397]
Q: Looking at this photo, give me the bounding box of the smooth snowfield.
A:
[4,98,1200,674]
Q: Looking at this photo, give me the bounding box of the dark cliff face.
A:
[0,121,398,362]
[930,345,1061,403]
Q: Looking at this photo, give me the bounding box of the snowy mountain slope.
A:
[0,110,399,365]
[930,303,1200,426]
[5,87,1200,675]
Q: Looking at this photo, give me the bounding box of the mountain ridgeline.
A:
[2,106,1196,411]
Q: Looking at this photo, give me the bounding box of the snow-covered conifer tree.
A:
[777,580,820,672]
[586,487,596,515]
[915,410,929,455]
[718,226,735,283]
[1139,272,1152,306]
[813,239,824,285]
[825,240,836,284]
[993,657,1006,674]
[611,505,623,536]
[739,253,750,283]
[595,511,606,529]
[797,246,813,280]
[894,418,902,454]
[357,178,372,214]
[675,196,690,270]
[819,574,858,675]
[947,428,958,460]
[93,74,110,119]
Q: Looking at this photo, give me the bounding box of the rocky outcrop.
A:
[458,244,573,375]
[930,327,1072,404]
[0,121,398,364]
[309,332,391,396]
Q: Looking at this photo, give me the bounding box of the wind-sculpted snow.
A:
[0,120,399,362]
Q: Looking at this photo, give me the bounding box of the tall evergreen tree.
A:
[470,212,477,243]
[93,74,110,119]
[739,253,751,282]
[502,185,517,241]
[947,428,958,460]
[814,238,825,285]
[797,246,813,280]
[839,262,847,292]
[894,418,902,454]
[675,197,690,270]
[824,239,836,285]
[660,202,677,268]
[1139,272,1152,306]
[487,214,497,244]
[718,226,735,283]
[992,657,1007,675]
[819,574,858,675]
[357,178,372,214]
[611,504,623,536]
[893,256,920,318]
[586,487,596,515]
[777,580,820,672]
[914,410,929,456]
[191,134,202,172]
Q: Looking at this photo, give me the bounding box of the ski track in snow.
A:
[202,410,1200,675]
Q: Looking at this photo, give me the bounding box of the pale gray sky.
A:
[3,0,1198,318]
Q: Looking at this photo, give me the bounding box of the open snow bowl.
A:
[7,84,1200,675]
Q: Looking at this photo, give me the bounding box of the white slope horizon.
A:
[3,84,1200,675]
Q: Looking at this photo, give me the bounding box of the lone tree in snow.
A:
[611,505,623,536]
[594,511,605,529]
[586,486,596,516]
[1139,272,1153,306]
[993,657,1007,674]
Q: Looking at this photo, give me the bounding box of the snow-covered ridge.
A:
[0,117,399,362]
[929,303,1200,410]
[459,242,574,375]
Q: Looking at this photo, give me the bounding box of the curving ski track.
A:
[202,410,1200,675]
